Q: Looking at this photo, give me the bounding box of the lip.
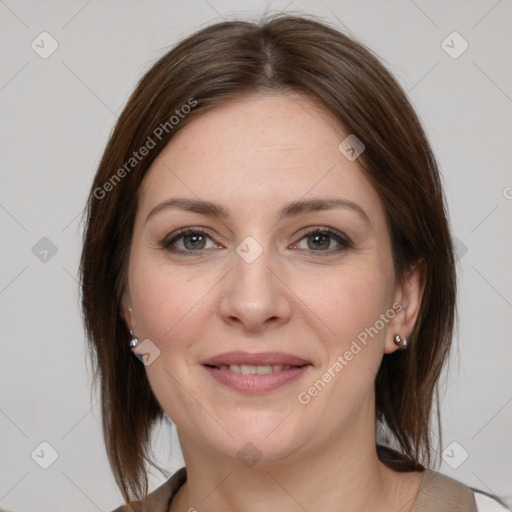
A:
[201,351,313,394]
[203,365,311,394]
[200,351,311,367]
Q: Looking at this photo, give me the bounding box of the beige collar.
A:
[410,468,477,511]
[113,466,478,512]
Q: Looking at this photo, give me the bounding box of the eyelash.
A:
[161,227,353,257]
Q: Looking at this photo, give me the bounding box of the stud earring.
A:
[393,334,408,350]
[129,330,139,352]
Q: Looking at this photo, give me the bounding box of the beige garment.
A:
[111,467,480,512]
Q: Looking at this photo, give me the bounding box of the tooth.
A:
[240,365,257,375]
[256,365,273,374]
[221,364,294,374]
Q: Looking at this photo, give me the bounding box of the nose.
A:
[218,241,293,333]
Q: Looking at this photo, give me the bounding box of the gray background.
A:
[1,0,511,510]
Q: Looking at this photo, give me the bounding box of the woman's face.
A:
[123,92,421,464]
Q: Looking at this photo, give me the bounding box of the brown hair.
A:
[80,13,456,504]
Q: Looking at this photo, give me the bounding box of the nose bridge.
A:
[218,235,292,330]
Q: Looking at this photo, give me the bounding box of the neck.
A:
[170,397,421,512]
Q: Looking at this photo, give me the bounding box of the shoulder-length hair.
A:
[80,13,456,505]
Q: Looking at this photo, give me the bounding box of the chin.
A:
[226,414,308,462]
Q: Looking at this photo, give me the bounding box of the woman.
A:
[79,14,510,512]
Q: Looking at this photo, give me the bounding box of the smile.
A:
[214,364,295,374]
[202,361,312,394]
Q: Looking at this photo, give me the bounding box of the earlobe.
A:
[385,259,426,354]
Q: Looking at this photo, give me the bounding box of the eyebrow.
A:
[145,197,371,225]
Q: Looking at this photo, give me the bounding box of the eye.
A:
[161,226,352,257]
[291,228,352,255]
[162,228,221,255]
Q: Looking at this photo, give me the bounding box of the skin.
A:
[122,91,426,512]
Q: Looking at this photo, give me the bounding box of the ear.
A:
[384,259,426,354]
[120,289,136,335]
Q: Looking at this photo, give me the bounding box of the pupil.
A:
[185,234,205,250]
[309,234,329,250]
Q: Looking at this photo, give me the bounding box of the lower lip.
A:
[203,365,312,394]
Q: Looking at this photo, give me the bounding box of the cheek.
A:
[296,262,394,348]
[129,254,213,344]
[128,257,214,417]
[294,261,394,405]
[295,268,393,413]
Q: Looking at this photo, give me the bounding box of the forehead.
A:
[137,92,385,225]
[156,91,344,169]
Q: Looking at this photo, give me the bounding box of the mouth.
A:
[201,351,313,394]
[204,363,308,374]
[201,350,312,367]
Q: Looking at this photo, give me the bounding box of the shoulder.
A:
[110,467,187,512]
[414,469,509,512]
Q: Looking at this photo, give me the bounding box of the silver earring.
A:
[393,334,408,350]
[129,330,139,351]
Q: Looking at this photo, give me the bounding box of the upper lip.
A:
[201,351,312,367]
